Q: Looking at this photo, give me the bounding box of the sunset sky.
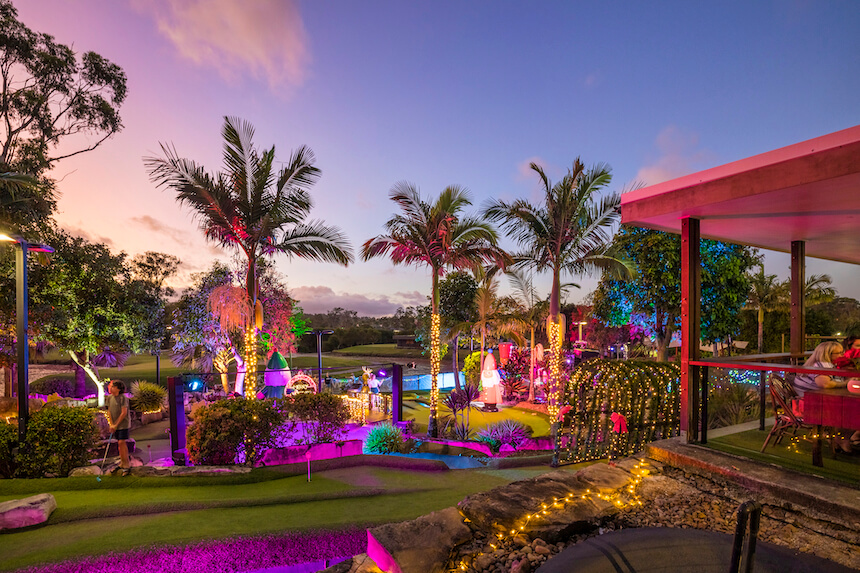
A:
[17,1,860,315]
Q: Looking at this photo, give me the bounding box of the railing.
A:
[689,353,860,443]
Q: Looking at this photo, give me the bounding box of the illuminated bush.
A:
[29,378,75,397]
[363,422,404,454]
[279,393,350,445]
[0,421,17,478]
[464,352,484,388]
[186,398,283,466]
[16,406,99,477]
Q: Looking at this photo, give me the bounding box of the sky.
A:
[16,0,860,315]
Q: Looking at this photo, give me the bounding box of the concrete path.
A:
[536,528,856,573]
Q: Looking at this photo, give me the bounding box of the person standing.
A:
[107,380,131,476]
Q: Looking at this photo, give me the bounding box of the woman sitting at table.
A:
[794,341,856,453]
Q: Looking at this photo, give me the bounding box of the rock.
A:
[533,544,551,556]
[511,558,531,572]
[473,553,496,571]
[68,465,102,477]
[320,553,384,573]
[575,463,632,493]
[459,470,587,534]
[0,494,57,530]
[368,506,471,573]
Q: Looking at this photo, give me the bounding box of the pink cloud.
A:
[635,126,718,186]
[133,0,309,89]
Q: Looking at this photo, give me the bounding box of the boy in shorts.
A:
[107,380,131,476]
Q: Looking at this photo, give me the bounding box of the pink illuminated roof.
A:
[621,125,860,264]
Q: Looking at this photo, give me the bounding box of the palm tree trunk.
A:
[528,327,535,402]
[757,307,765,353]
[244,257,258,399]
[428,268,441,438]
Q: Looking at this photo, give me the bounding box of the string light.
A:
[244,325,257,399]
[547,317,563,420]
[556,360,680,464]
[430,312,441,423]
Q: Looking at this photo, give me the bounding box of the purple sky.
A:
[18,1,860,315]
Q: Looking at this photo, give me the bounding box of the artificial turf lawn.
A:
[0,464,586,571]
[708,426,860,485]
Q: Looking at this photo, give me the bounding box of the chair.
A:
[760,372,809,452]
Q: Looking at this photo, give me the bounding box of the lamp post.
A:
[313,329,334,387]
[0,234,53,444]
[577,321,588,342]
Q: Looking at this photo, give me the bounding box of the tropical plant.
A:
[0,420,17,478]
[129,380,167,413]
[443,383,480,439]
[486,159,628,433]
[745,265,786,352]
[475,419,532,452]
[463,351,484,388]
[506,269,549,401]
[438,270,478,390]
[146,117,353,398]
[468,267,525,360]
[362,183,508,436]
[363,422,405,454]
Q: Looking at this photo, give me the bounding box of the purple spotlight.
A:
[378,370,387,376]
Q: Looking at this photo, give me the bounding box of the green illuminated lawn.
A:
[0,464,587,571]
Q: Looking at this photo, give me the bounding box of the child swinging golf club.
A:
[107,380,131,476]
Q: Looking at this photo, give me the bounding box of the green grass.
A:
[0,463,583,571]
[708,426,860,485]
[332,344,422,358]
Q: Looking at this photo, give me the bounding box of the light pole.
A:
[0,234,53,444]
[313,329,334,387]
[577,321,588,342]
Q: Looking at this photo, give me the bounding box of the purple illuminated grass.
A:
[15,528,366,573]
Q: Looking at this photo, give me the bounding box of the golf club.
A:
[96,432,113,482]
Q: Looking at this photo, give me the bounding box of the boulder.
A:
[68,465,102,477]
[320,553,384,573]
[368,506,471,573]
[0,494,57,530]
[575,463,631,493]
[459,470,586,534]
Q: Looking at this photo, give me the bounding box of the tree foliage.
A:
[592,226,759,360]
[0,0,127,176]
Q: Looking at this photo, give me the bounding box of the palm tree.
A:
[803,274,836,306]
[469,267,525,361]
[146,117,353,397]
[745,265,785,353]
[362,183,508,436]
[506,269,549,401]
[485,159,628,438]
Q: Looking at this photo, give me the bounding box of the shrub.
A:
[708,380,760,429]
[475,419,531,452]
[363,422,404,454]
[279,393,350,445]
[16,406,99,477]
[0,421,17,478]
[186,398,283,466]
[500,375,527,400]
[29,378,75,397]
[129,380,167,413]
[463,352,484,388]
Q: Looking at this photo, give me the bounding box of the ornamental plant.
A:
[186,398,283,465]
[129,380,167,413]
[475,419,532,453]
[463,351,484,388]
[29,378,76,397]
[279,393,350,444]
[16,406,99,477]
[363,422,405,454]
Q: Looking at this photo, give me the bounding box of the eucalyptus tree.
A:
[486,160,628,429]
[362,183,508,436]
[146,117,353,397]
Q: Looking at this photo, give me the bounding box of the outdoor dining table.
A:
[803,388,860,467]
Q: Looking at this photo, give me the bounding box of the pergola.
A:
[620,124,860,441]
